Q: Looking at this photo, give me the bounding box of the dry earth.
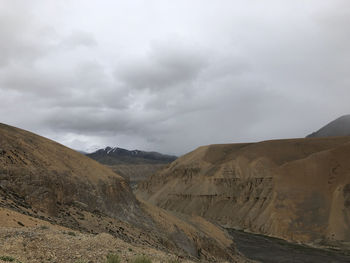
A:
[0,207,195,263]
[0,123,246,263]
[137,137,350,248]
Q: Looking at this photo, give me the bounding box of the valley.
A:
[107,164,167,189]
[2,116,350,262]
[0,123,245,263]
[86,146,175,189]
[1,1,349,261]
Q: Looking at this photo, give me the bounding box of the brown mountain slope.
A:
[0,207,196,263]
[137,137,350,247]
[0,123,246,262]
[0,123,138,220]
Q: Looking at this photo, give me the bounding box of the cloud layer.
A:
[1,0,349,155]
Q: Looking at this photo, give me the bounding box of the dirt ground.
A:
[0,207,193,263]
[0,226,195,263]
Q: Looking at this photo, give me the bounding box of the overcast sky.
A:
[1,0,349,155]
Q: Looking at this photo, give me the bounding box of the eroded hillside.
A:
[0,123,246,263]
[137,137,350,247]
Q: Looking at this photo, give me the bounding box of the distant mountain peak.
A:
[307,115,350,138]
[103,146,120,154]
[93,146,146,155]
[87,146,177,165]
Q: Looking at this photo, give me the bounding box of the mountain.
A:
[307,115,350,138]
[137,136,350,248]
[0,123,245,262]
[0,123,137,220]
[86,147,177,188]
[86,146,177,165]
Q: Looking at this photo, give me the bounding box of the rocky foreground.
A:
[0,207,200,263]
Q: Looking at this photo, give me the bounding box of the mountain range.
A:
[86,146,177,165]
[2,115,350,262]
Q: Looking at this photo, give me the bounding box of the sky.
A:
[0,0,349,155]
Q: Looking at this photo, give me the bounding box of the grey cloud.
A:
[0,64,70,96]
[0,8,49,67]
[116,43,207,91]
[0,0,349,155]
[59,31,97,49]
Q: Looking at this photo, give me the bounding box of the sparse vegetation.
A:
[0,256,22,263]
[67,231,76,236]
[131,255,152,263]
[0,256,15,262]
[105,253,120,263]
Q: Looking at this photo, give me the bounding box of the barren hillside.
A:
[137,137,350,248]
[0,123,246,262]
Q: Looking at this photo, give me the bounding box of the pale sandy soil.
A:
[0,207,194,263]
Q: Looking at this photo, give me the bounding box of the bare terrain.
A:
[0,207,193,263]
[137,136,350,248]
[0,123,246,263]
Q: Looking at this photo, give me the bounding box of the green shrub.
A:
[105,253,120,263]
[67,231,76,236]
[0,256,16,262]
[167,260,181,263]
[131,255,152,263]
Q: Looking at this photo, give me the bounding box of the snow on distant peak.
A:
[102,146,121,154]
[105,146,118,154]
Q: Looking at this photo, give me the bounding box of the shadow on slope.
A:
[0,123,244,262]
